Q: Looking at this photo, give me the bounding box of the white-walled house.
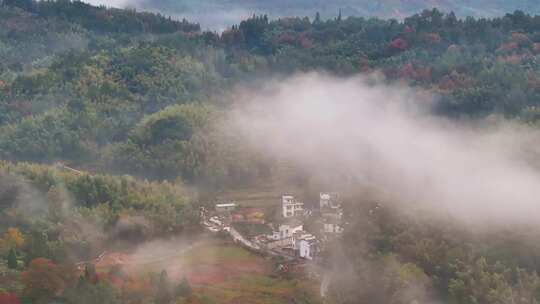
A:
[319,192,341,210]
[293,232,319,260]
[299,238,318,259]
[282,195,304,218]
[321,206,345,236]
[269,218,304,240]
[323,222,344,234]
[215,202,237,213]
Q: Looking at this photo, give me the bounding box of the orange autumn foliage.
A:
[21,258,76,302]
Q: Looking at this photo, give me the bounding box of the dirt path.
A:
[229,226,261,250]
[320,271,330,298]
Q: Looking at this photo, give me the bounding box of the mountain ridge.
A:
[87,0,540,30]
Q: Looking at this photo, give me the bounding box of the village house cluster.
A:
[202,192,346,262]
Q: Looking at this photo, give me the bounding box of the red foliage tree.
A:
[0,293,21,304]
[496,42,519,53]
[21,258,76,303]
[527,74,540,91]
[390,38,408,51]
[298,32,314,49]
[438,71,469,91]
[511,32,531,46]
[403,25,414,34]
[426,32,441,44]
[400,63,416,78]
[276,31,297,45]
[399,63,432,82]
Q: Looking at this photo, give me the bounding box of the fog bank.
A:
[231,73,540,227]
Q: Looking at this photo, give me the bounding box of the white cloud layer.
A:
[231,73,540,227]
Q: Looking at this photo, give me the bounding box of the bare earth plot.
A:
[96,238,322,304]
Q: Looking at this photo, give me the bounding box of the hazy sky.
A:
[80,0,540,31]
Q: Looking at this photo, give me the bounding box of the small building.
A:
[323,221,344,234]
[321,206,344,235]
[293,232,319,260]
[282,195,304,218]
[215,203,237,213]
[269,218,304,240]
[209,216,223,226]
[321,208,344,222]
[319,192,341,210]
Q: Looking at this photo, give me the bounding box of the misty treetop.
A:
[0,158,204,300]
[0,160,199,287]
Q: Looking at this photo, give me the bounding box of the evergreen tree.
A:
[175,277,192,298]
[4,0,32,10]
[64,281,120,304]
[315,12,321,24]
[155,270,172,304]
[83,263,97,283]
[7,248,17,269]
[25,231,49,265]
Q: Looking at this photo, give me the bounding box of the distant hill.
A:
[88,0,540,30]
[3,0,540,183]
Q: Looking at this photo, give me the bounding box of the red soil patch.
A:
[96,253,131,269]
[183,260,268,286]
[93,240,271,287]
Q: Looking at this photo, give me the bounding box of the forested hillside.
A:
[140,0,540,17]
[3,1,540,303]
[3,1,540,183]
[0,160,199,302]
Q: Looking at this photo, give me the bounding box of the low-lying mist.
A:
[83,0,135,8]
[80,0,255,31]
[230,73,540,228]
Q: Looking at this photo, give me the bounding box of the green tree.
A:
[4,0,33,10]
[7,248,17,269]
[82,263,97,284]
[22,258,76,303]
[314,12,321,24]
[448,258,514,304]
[25,231,50,264]
[155,270,172,304]
[175,277,192,298]
[47,185,67,221]
[64,280,120,304]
